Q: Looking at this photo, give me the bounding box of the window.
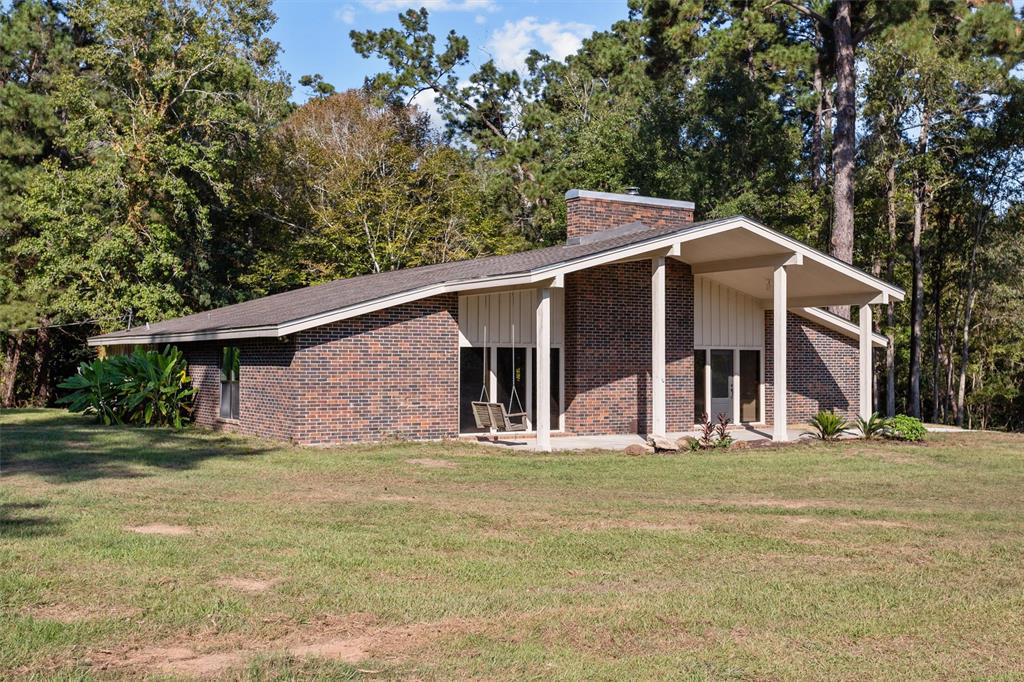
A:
[739,350,760,423]
[459,348,487,433]
[220,346,240,420]
[459,345,561,433]
[530,348,560,430]
[694,349,706,422]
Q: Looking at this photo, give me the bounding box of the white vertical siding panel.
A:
[459,288,564,348]
[696,278,703,347]
[693,275,764,349]
[488,294,500,345]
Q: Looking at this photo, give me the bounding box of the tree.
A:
[1,0,290,404]
[0,0,73,405]
[763,0,914,318]
[242,90,514,292]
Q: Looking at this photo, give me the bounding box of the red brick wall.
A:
[180,294,459,445]
[764,311,859,424]
[566,196,694,240]
[290,294,459,444]
[564,260,694,435]
[184,338,299,442]
[178,277,857,444]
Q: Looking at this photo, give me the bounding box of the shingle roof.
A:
[89,212,905,346]
[90,217,727,344]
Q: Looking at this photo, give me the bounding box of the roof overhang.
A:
[89,216,903,347]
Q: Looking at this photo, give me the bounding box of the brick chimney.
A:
[565,189,695,242]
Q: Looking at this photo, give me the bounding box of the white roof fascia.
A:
[86,325,279,347]
[793,306,888,348]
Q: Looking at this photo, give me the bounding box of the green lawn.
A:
[2,409,1024,681]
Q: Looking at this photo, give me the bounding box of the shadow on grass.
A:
[0,501,64,538]
[1,409,273,484]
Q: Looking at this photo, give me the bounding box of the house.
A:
[88,190,903,449]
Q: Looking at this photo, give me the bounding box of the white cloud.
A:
[487,17,592,73]
[409,88,445,130]
[362,0,495,11]
[334,5,356,24]
[474,14,487,25]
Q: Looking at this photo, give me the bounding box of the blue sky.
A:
[269,0,631,103]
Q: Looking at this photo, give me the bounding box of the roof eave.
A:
[87,325,279,347]
[88,215,905,346]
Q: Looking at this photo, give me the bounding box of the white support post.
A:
[859,304,873,420]
[536,287,552,452]
[652,256,666,435]
[772,265,788,441]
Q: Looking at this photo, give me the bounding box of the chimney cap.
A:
[564,189,695,210]
[624,186,640,195]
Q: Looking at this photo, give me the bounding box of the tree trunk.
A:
[908,103,930,419]
[829,0,856,319]
[31,322,51,406]
[871,261,882,414]
[956,211,985,427]
[810,30,825,190]
[1,333,24,408]
[885,161,897,417]
[930,230,945,423]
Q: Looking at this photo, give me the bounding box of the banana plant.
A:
[58,346,195,428]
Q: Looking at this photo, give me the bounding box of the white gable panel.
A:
[694,276,764,348]
[459,288,563,347]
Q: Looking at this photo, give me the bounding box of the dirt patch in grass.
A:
[577,519,701,532]
[22,603,141,624]
[125,523,194,536]
[214,577,280,593]
[90,613,482,677]
[782,515,922,530]
[691,496,840,510]
[406,457,458,469]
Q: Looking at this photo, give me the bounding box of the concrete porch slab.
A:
[468,426,808,452]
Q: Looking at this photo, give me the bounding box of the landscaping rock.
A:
[676,436,698,451]
[624,444,652,456]
[647,434,679,452]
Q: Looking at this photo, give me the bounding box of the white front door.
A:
[709,349,734,423]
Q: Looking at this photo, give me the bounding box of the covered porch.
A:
[458,217,901,452]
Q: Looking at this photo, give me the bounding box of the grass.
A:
[2,408,1024,681]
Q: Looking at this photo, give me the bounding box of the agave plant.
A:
[855,412,890,440]
[803,410,850,442]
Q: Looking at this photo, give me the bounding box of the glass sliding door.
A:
[697,348,762,425]
[530,348,561,430]
[459,348,488,433]
[694,349,707,422]
[709,349,734,422]
[495,347,528,416]
[460,345,561,433]
[739,350,760,423]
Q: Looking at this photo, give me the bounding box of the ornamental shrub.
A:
[803,410,850,442]
[855,412,891,439]
[58,346,195,428]
[887,414,926,442]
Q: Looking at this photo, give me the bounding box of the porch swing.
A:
[471,322,529,434]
